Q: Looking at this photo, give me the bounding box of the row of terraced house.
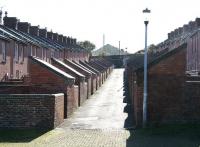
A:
[126,18,200,127]
[0,12,114,129]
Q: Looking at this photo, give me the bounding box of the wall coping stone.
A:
[0,93,64,98]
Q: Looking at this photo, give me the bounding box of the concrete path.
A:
[59,68,128,130]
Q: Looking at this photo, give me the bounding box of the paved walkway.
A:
[59,68,128,130]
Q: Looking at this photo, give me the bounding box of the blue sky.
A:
[1,0,200,53]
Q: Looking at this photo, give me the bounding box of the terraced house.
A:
[0,11,114,129]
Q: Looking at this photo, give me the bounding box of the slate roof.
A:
[64,59,92,76]
[79,61,101,74]
[30,56,75,81]
[0,33,11,41]
[72,61,96,75]
[0,25,26,43]
[0,25,86,52]
[127,43,187,72]
[52,58,85,78]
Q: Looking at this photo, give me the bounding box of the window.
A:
[30,46,33,56]
[43,48,47,60]
[21,46,24,62]
[14,43,19,62]
[2,41,6,62]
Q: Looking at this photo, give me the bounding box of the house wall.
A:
[187,31,200,72]
[28,58,76,118]
[0,93,64,129]
[0,39,11,81]
[51,59,85,106]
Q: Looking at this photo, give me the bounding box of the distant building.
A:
[92,44,128,56]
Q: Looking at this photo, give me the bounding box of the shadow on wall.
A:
[0,129,49,143]
[123,74,134,129]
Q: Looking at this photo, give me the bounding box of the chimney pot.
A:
[5,11,7,17]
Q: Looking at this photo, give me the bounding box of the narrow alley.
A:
[59,68,128,129]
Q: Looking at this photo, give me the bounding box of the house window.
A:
[15,43,19,62]
[30,46,33,56]
[43,48,47,60]
[51,50,54,58]
[2,41,6,62]
[21,46,24,62]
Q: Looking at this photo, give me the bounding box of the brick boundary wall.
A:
[0,93,64,129]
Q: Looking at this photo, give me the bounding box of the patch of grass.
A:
[0,129,49,142]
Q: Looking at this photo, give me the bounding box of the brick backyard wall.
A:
[183,80,200,122]
[28,57,75,118]
[0,93,64,129]
[129,47,191,126]
[51,58,85,107]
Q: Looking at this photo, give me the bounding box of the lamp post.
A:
[142,8,151,128]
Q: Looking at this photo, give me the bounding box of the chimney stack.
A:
[74,38,77,45]
[3,12,19,29]
[174,29,179,38]
[58,34,63,44]
[183,24,189,34]
[18,22,30,33]
[67,37,70,45]
[0,10,2,25]
[188,21,196,32]
[29,25,39,36]
[53,33,58,42]
[39,28,47,38]
[47,31,53,40]
[195,18,200,28]
[178,27,183,36]
[168,32,172,40]
[63,36,67,45]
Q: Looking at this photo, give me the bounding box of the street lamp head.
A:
[143,8,151,25]
[143,8,151,13]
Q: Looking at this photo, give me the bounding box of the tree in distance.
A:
[78,40,96,52]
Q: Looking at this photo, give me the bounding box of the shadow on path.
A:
[0,129,48,143]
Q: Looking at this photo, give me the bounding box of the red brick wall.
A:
[84,82,88,101]
[66,86,78,117]
[87,77,91,98]
[0,40,12,80]
[73,85,79,109]
[79,81,86,105]
[130,48,188,126]
[28,58,76,118]
[0,93,64,129]
[92,77,97,94]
